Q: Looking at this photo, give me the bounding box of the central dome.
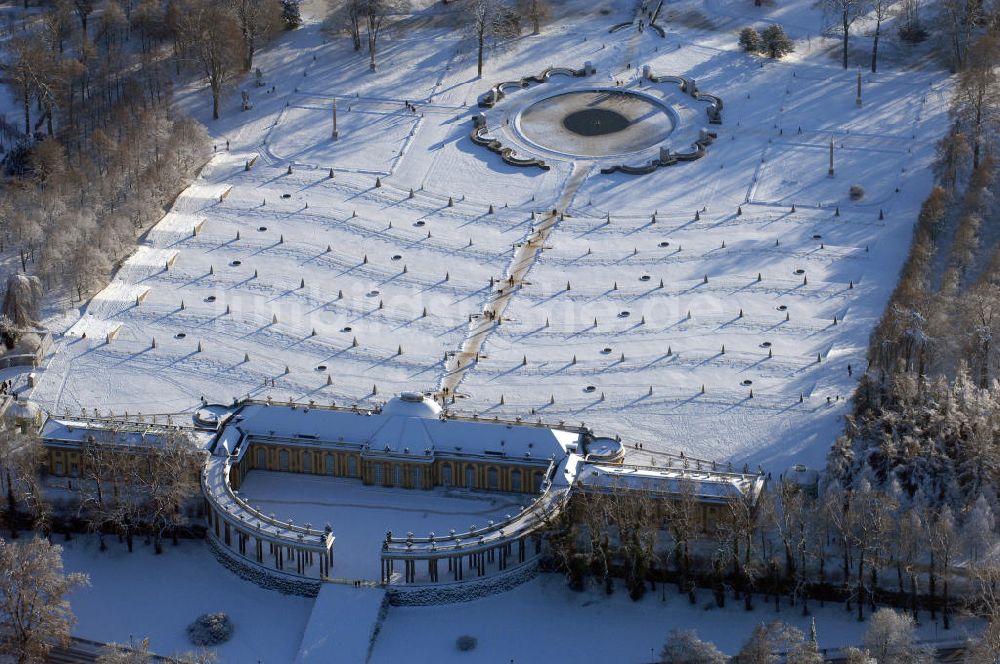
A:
[382,392,442,418]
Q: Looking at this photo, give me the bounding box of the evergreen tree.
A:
[739,26,760,53]
[760,24,794,59]
[282,0,303,29]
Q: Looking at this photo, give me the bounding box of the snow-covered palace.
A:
[41,392,765,600]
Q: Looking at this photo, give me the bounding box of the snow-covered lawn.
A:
[238,470,526,579]
[31,0,952,472]
[371,574,978,663]
[59,536,314,662]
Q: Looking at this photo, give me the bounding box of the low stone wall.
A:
[206,534,321,598]
[386,559,539,606]
[469,116,550,171]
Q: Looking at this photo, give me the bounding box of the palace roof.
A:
[220,394,584,464]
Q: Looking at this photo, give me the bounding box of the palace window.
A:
[256,448,266,468]
[348,456,359,478]
[373,463,384,485]
[393,465,402,487]
[441,463,453,487]
[511,469,522,492]
[465,466,476,489]
[411,467,421,489]
[279,450,289,471]
[325,454,335,474]
[487,467,498,490]
[302,452,312,473]
[533,471,543,492]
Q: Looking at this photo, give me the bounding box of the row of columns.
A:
[208,503,334,580]
[381,535,542,585]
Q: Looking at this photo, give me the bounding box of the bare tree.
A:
[517,0,549,35]
[468,0,519,77]
[850,481,896,622]
[174,0,245,119]
[950,34,1000,170]
[73,0,94,34]
[0,537,89,664]
[362,0,402,72]
[141,431,203,553]
[41,0,75,54]
[818,0,867,69]
[663,479,700,597]
[230,0,281,70]
[930,505,958,630]
[326,0,364,51]
[869,0,892,72]
[936,0,982,70]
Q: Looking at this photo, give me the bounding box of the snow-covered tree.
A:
[963,496,997,564]
[0,537,89,664]
[96,638,153,664]
[735,621,819,664]
[659,629,727,664]
[863,608,933,664]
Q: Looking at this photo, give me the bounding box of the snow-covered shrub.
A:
[455,635,477,651]
[738,27,760,53]
[187,613,234,646]
[849,184,865,200]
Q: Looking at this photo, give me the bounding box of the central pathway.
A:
[437,164,589,401]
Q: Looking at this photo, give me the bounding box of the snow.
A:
[237,470,528,579]
[294,584,385,663]
[370,574,979,663]
[27,0,953,477]
[229,398,578,460]
[59,536,314,662]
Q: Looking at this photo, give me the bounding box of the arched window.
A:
[279,449,289,471]
[393,465,403,487]
[302,451,312,473]
[411,467,421,489]
[256,448,266,468]
[487,467,499,490]
[348,456,358,478]
[533,471,543,492]
[325,454,335,475]
[465,466,476,489]
[511,469,522,492]
[373,463,383,485]
[441,463,453,487]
